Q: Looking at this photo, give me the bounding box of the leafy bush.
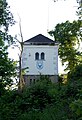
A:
[0,74,82,120]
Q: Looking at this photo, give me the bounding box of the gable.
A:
[24,34,55,45]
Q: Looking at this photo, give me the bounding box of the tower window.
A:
[35,52,39,60]
[30,79,32,85]
[41,52,45,60]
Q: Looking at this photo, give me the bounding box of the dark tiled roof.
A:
[24,34,55,43]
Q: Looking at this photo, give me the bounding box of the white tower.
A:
[22,34,58,85]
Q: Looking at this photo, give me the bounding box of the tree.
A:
[17,18,26,91]
[0,37,16,96]
[67,64,82,120]
[13,17,28,91]
[1,74,82,120]
[0,0,16,94]
[77,0,82,19]
[49,20,82,71]
[0,0,27,91]
[67,64,82,81]
[0,0,15,45]
[0,76,68,120]
[0,0,15,31]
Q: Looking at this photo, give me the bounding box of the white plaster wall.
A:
[22,45,58,75]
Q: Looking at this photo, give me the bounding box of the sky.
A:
[8,0,78,40]
[7,0,78,74]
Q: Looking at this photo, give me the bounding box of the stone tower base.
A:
[23,75,58,86]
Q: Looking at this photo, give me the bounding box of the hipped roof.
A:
[24,34,55,44]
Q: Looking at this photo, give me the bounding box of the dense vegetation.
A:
[0,72,82,120]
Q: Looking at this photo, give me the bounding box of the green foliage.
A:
[0,0,16,95]
[49,20,82,71]
[67,64,82,120]
[0,71,81,120]
[67,64,82,98]
[0,90,21,120]
[0,0,15,31]
[1,75,82,120]
[70,99,82,119]
[0,76,68,120]
[0,39,16,95]
[19,76,56,111]
[0,0,15,45]
[77,0,82,19]
[68,64,82,81]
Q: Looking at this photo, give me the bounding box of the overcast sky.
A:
[8,0,78,40]
[8,0,78,73]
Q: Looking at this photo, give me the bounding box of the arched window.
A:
[35,52,39,60]
[41,52,45,60]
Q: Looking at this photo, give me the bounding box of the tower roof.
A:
[24,34,56,45]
